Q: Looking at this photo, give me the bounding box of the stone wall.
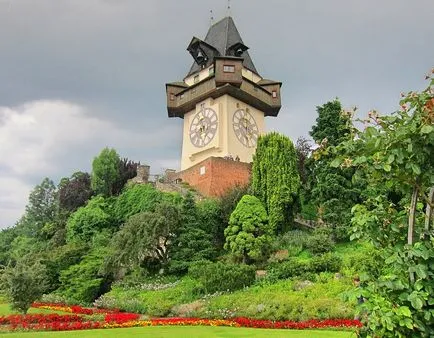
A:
[176,157,251,197]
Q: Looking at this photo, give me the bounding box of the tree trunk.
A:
[408,185,419,284]
[424,187,434,237]
[408,186,419,246]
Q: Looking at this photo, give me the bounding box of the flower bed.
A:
[0,302,362,332]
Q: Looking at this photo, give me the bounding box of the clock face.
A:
[233,109,259,148]
[189,107,218,148]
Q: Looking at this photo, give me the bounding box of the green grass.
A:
[0,326,357,337]
[0,303,65,316]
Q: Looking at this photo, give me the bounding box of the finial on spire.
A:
[209,9,214,26]
[227,0,231,16]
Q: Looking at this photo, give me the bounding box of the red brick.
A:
[176,157,251,197]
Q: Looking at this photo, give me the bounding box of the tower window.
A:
[223,65,235,73]
[272,90,278,98]
[170,93,175,101]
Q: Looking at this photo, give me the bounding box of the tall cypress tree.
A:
[252,132,300,233]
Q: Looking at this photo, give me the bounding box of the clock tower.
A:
[166,16,282,195]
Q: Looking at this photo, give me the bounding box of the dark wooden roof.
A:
[186,17,258,77]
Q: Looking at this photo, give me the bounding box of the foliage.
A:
[97,277,199,316]
[58,172,93,213]
[108,201,181,272]
[335,72,434,337]
[0,228,17,266]
[219,184,249,226]
[169,193,215,275]
[295,137,312,185]
[304,228,335,255]
[66,196,114,243]
[197,199,225,250]
[91,148,121,197]
[199,277,354,321]
[16,178,57,239]
[43,243,88,292]
[267,253,342,280]
[252,132,301,233]
[113,184,179,225]
[0,260,48,314]
[224,195,272,263]
[310,99,351,147]
[308,100,360,240]
[57,246,112,305]
[189,261,255,294]
[112,158,139,196]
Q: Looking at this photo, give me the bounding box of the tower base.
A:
[175,157,251,197]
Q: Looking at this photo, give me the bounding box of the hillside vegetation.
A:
[0,72,433,338]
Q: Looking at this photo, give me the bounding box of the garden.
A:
[0,71,432,337]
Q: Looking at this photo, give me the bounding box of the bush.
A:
[268,253,342,281]
[268,258,309,280]
[189,261,255,293]
[304,228,335,255]
[224,195,272,263]
[0,260,49,313]
[309,253,342,273]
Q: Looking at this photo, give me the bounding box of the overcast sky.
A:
[0,0,433,228]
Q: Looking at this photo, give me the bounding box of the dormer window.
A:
[272,90,278,98]
[223,65,235,73]
[209,66,214,76]
[227,42,249,57]
[194,75,199,83]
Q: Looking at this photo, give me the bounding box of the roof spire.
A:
[227,0,231,16]
[209,9,214,26]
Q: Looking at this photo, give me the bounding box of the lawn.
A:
[0,326,357,337]
[0,303,64,316]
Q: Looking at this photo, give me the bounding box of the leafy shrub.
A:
[189,261,255,293]
[57,247,112,305]
[268,258,309,280]
[224,195,272,263]
[304,228,335,254]
[0,261,48,314]
[272,230,310,256]
[309,253,342,273]
[66,196,114,243]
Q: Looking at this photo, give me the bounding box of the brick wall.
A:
[176,157,251,197]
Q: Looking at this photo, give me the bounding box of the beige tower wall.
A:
[181,95,265,170]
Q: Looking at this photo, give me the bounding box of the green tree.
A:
[224,195,272,263]
[197,198,225,250]
[66,196,114,243]
[252,132,300,233]
[169,193,215,275]
[91,148,121,197]
[0,260,48,313]
[16,178,57,239]
[109,201,181,273]
[310,99,351,147]
[308,99,360,240]
[336,72,434,337]
[58,245,111,304]
[113,184,165,224]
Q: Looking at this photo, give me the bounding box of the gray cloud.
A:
[0,0,433,227]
